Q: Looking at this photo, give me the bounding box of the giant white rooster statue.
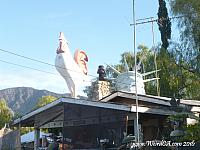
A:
[55,32,88,98]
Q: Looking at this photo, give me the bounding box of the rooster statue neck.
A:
[55,32,88,98]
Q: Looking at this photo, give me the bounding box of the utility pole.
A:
[132,0,140,144]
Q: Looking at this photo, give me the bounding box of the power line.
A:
[0,57,125,86]
[0,59,56,75]
[0,47,158,86]
[0,56,167,100]
[0,48,160,93]
[0,59,93,83]
[0,57,160,93]
[0,48,97,78]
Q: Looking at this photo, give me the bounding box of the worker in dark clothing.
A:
[97,65,106,81]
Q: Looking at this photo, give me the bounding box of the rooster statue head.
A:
[74,49,88,75]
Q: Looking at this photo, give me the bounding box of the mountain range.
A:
[0,87,69,115]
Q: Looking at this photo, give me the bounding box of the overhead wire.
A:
[0,57,143,86]
[0,47,158,87]
[1,17,192,98]
[0,59,93,83]
[0,59,58,76]
[1,15,188,83]
[0,48,97,78]
[0,56,159,92]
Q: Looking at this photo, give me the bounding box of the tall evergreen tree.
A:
[157,0,171,49]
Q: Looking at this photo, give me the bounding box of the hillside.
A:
[0,87,69,115]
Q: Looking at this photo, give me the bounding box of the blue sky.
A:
[0,0,178,93]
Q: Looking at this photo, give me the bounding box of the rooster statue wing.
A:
[55,32,88,98]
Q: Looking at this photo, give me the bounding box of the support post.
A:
[134,116,140,142]
[34,127,40,150]
[62,104,65,150]
[17,122,21,150]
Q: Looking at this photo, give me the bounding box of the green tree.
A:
[168,42,200,99]
[156,43,200,99]
[136,45,158,95]
[118,51,134,72]
[181,123,200,142]
[105,51,134,78]
[35,95,57,109]
[106,43,200,99]
[111,45,154,74]
[169,0,200,76]
[137,45,155,73]
[157,47,178,97]
[0,99,13,129]
[158,0,171,49]
[20,127,34,135]
[106,45,158,95]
